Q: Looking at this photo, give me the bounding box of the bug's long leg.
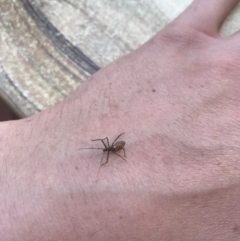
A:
[91,138,108,149]
[105,137,110,149]
[99,151,106,166]
[101,151,109,166]
[112,132,125,145]
[97,137,110,149]
[122,147,127,157]
[113,152,127,162]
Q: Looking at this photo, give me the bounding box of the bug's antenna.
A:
[78,148,103,150]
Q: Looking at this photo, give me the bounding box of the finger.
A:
[175,0,240,36]
[226,26,240,41]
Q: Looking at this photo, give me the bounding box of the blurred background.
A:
[0,97,19,121]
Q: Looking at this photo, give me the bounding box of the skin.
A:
[1,0,240,240]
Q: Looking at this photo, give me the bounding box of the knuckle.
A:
[209,51,240,75]
[153,25,207,49]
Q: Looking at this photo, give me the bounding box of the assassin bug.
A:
[78,133,127,166]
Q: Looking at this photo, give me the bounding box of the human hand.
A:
[1,0,240,240]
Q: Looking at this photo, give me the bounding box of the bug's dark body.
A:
[79,133,127,166]
[106,141,125,152]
